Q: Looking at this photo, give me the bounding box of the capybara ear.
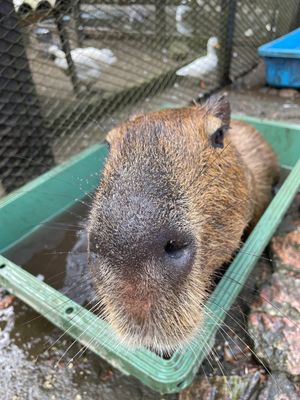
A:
[105,113,145,147]
[106,127,123,146]
[205,93,231,125]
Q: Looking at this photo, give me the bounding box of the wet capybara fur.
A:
[87,95,279,354]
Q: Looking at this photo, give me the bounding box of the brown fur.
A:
[87,95,279,353]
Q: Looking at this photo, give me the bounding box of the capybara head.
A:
[87,95,253,354]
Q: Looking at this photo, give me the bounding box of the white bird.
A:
[13,0,56,12]
[48,45,117,87]
[176,37,219,87]
[176,3,193,36]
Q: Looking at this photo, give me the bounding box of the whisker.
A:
[201,302,281,394]
[213,272,298,327]
[41,299,102,363]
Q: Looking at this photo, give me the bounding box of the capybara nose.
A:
[162,235,195,277]
[89,225,195,278]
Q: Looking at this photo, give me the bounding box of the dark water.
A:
[4,197,93,304]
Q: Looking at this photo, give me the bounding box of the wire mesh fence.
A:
[0,0,299,194]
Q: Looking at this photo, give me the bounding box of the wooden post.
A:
[0,0,54,193]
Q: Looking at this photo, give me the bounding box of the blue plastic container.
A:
[258,28,300,88]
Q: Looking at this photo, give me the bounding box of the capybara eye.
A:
[211,125,229,148]
[164,240,188,259]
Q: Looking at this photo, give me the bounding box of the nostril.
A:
[164,240,188,259]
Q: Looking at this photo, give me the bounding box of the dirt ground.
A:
[1,62,300,400]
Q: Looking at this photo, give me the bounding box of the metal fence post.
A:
[219,0,237,85]
[155,0,166,40]
[73,0,83,47]
[294,0,300,29]
[0,0,54,193]
[54,6,80,96]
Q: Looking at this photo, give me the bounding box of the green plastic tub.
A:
[0,115,299,394]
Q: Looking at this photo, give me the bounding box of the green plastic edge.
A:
[0,116,299,393]
[232,114,300,168]
[0,144,108,252]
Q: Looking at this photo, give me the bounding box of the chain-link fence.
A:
[1,0,299,194]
